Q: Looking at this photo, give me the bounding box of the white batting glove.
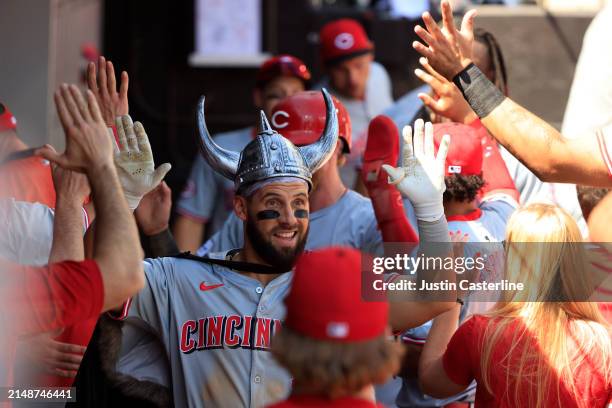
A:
[113,115,171,210]
[382,119,450,222]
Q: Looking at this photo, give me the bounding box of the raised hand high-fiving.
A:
[114,115,171,210]
[87,56,129,127]
[382,119,450,222]
[412,0,477,80]
[37,84,114,173]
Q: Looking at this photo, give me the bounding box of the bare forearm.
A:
[476,90,610,185]
[419,305,461,396]
[88,163,143,309]
[49,197,85,263]
[481,99,569,181]
[173,216,205,253]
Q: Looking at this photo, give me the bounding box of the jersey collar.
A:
[446,208,482,222]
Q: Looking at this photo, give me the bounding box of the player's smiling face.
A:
[239,182,310,270]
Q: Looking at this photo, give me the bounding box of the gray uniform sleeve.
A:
[362,213,384,256]
[417,216,450,244]
[126,258,175,344]
[175,155,219,221]
[196,212,244,256]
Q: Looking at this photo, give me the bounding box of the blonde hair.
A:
[480,203,611,407]
[272,327,404,398]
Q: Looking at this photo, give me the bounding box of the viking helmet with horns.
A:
[197,88,339,194]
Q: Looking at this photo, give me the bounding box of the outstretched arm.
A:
[383,119,456,331]
[478,99,610,186]
[418,304,467,397]
[412,0,612,186]
[38,85,144,311]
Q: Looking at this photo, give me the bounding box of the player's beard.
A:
[245,217,309,271]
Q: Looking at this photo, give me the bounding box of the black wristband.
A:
[147,228,179,258]
[453,63,505,118]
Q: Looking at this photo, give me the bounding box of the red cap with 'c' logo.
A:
[319,18,374,66]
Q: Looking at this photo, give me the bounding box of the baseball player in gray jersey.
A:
[116,89,338,407]
[115,89,457,407]
[197,91,419,258]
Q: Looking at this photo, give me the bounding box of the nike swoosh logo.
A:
[200,281,224,291]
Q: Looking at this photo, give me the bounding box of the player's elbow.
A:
[123,252,145,296]
[525,141,569,183]
[530,164,559,183]
[97,250,145,299]
[434,300,456,316]
[419,376,445,398]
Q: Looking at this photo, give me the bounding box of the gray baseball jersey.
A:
[176,127,253,235]
[121,253,292,408]
[197,189,418,257]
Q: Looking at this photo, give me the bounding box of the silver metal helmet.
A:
[197,88,339,194]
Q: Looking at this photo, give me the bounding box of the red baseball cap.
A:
[319,18,373,66]
[270,91,351,153]
[284,247,388,342]
[433,122,483,176]
[255,54,311,89]
[0,103,17,132]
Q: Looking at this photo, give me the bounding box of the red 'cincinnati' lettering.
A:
[196,318,206,349]
[255,317,272,349]
[241,316,253,348]
[180,320,197,353]
[180,315,280,353]
[225,315,242,347]
[206,316,224,347]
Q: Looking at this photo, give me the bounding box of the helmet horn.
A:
[297,88,339,172]
[196,95,240,181]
